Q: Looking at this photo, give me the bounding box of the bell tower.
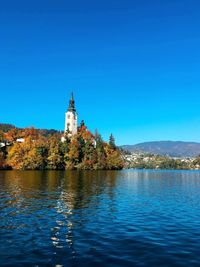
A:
[64,93,78,136]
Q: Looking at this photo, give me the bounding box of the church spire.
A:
[68,92,76,112]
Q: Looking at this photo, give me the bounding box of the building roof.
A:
[68,93,76,113]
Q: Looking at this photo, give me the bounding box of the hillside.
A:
[0,123,60,137]
[0,123,16,132]
[122,141,200,157]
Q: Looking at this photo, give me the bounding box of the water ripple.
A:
[1,170,200,266]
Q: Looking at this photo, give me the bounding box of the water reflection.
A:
[0,170,120,265]
[1,169,200,266]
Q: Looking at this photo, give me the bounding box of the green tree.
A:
[0,151,5,169]
[60,131,71,163]
[82,139,96,169]
[77,135,85,163]
[109,134,116,150]
[94,131,107,169]
[159,158,177,170]
[0,130,4,142]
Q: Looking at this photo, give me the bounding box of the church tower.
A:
[64,93,78,136]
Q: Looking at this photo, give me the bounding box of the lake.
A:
[1,170,200,267]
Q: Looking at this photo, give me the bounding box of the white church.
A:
[61,93,78,141]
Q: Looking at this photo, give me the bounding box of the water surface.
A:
[1,170,200,266]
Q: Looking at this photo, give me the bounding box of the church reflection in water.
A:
[0,170,119,259]
[51,170,119,258]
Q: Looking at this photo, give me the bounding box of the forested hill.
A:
[0,122,124,170]
[0,123,16,132]
[122,141,200,157]
[0,123,60,137]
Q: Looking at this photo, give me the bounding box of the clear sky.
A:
[1,0,200,145]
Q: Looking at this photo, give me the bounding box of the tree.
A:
[94,130,107,169]
[47,136,64,169]
[192,155,200,169]
[24,146,46,170]
[21,127,39,140]
[7,137,48,170]
[82,139,96,169]
[7,142,26,169]
[2,123,123,170]
[5,128,19,142]
[109,134,116,150]
[105,144,124,170]
[159,158,178,170]
[80,120,86,129]
[0,152,5,169]
[0,130,4,142]
[66,136,80,169]
[0,123,15,133]
[60,131,71,164]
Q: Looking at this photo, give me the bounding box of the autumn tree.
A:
[3,123,124,170]
[5,128,19,142]
[105,144,124,170]
[66,136,80,169]
[60,131,71,164]
[7,136,48,170]
[76,123,96,169]
[7,142,26,169]
[47,136,64,169]
[21,127,39,140]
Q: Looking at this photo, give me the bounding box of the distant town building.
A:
[0,143,5,148]
[16,138,25,143]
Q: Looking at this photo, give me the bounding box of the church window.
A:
[68,115,70,119]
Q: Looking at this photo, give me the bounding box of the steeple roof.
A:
[68,92,76,112]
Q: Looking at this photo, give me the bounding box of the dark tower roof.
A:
[68,93,76,112]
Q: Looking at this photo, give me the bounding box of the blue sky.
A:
[1,0,200,145]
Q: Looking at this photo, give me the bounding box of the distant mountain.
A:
[122,141,200,157]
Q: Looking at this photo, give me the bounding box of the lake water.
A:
[1,170,200,267]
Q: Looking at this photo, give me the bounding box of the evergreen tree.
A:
[95,130,107,169]
[80,120,85,129]
[77,135,85,163]
[109,134,116,150]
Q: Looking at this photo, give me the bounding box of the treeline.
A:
[0,123,124,170]
[0,123,60,137]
